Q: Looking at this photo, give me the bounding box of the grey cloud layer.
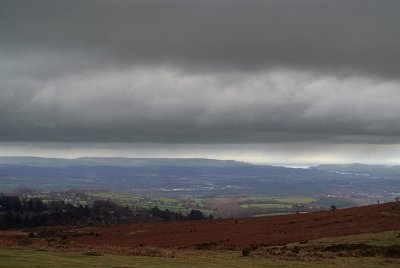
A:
[1,0,400,144]
[1,67,400,143]
[1,0,400,75]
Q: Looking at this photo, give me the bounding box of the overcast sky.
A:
[1,0,400,164]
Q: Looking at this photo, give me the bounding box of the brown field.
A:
[2,201,400,252]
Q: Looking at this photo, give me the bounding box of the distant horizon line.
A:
[0,155,398,168]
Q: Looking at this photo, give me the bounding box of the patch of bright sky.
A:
[0,142,400,167]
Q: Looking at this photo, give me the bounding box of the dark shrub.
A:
[242,248,251,257]
[83,251,103,256]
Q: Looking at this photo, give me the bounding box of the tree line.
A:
[0,195,209,228]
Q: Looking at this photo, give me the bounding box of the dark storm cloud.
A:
[1,0,400,75]
[1,0,400,144]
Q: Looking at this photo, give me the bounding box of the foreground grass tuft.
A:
[1,248,400,268]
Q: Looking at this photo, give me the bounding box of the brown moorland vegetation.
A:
[1,201,400,253]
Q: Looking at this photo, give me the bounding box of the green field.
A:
[298,230,400,248]
[1,230,400,267]
[240,203,292,209]
[152,196,178,203]
[193,198,205,205]
[0,248,399,268]
[247,196,316,204]
[86,192,213,215]
[88,192,142,202]
[87,192,181,208]
[273,197,316,204]
[237,196,316,210]
[247,196,276,201]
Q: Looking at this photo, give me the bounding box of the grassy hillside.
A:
[2,232,400,268]
[0,247,399,268]
[1,203,400,267]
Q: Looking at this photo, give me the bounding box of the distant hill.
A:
[312,163,400,180]
[0,157,400,197]
[0,156,252,168]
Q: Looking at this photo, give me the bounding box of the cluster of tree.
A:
[0,195,209,228]
[150,207,212,221]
